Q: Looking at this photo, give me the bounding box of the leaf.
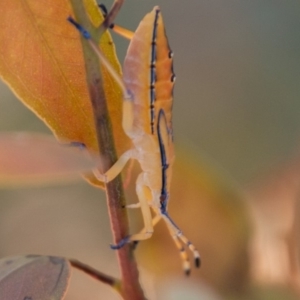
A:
[0,132,99,187]
[247,155,300,290]
[0,255,71,300]
[0,0,131,187]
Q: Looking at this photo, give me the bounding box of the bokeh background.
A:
[1,0,300,299]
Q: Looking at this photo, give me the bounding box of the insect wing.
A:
[153,8,174,139]
[0,132,98,186]
[0,255,71,300]
[123,7,174,137]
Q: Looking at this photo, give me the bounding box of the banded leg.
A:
[131,210,196,275]
[161,212,201,269]
[164,222,191,276]
[111,175,154,249]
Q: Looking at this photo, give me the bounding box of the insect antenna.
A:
[161,212,201,269]
[67,16,132,102]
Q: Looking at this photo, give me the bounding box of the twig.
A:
[69,259,121,292]
[69,1,145,299]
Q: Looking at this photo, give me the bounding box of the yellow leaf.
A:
[0,0,131,187]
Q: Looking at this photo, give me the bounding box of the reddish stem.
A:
[69,1,145,299]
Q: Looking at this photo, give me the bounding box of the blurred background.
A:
[1,0,300,299]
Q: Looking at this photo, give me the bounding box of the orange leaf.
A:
[0,1,131,187]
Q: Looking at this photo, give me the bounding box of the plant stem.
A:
[69,259,121,292]
[69,1,145,299]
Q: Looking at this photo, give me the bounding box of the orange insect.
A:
[68,2,200,274]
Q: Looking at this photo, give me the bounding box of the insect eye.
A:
[171,74,176,82]
[168,51,173,59]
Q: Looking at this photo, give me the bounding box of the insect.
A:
[68,2,200,275]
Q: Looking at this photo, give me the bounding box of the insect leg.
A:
[126,203,141,209]
[164,223,191,276]
[161,212,201,269]
[136,213,161,234]
[149,213,161,227]
[109,24,134,40]
[67,17,131,101]
[68,17,136,178]
[69,17,135,134]
[94,149,135,183]
[80,33,135,133]
[111,175,154,249]
[127,179,154,241]
[131,214,161,250]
